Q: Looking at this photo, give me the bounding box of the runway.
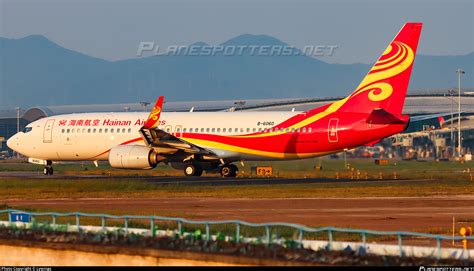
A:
[0,171,429,186]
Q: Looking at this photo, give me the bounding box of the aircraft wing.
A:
[139,96,216,156]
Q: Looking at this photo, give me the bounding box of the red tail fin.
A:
[336,23,422,114]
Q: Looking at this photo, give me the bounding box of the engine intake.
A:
[108,145,159,169]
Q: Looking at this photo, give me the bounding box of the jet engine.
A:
[108,145,160,169]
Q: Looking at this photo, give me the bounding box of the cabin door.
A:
[328,118,339,143]
[43,119,55,143]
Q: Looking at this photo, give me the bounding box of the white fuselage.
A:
[8,111,300,161]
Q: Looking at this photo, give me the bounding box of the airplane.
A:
[7,22,423,177]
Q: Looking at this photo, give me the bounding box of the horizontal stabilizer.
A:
[367,109,408,125]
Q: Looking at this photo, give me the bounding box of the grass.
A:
[0,177,473,200]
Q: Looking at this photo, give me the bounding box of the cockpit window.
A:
[22,127,33,133]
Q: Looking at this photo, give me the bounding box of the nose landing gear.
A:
[43,161,53,175]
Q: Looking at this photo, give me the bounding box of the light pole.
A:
[446,90,455,155]
[456,69,465,159]
[15,107,20,133]
[15,107,20,158]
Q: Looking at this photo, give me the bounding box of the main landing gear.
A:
[184,163,203,177]
[220,164,238,178]
[44,161,53,175]
[183,163,238,177]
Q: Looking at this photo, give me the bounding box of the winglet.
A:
[143,96,164,129]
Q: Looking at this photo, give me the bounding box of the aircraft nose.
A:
[6,134,18,151]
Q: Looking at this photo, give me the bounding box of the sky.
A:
[0,0,473,64]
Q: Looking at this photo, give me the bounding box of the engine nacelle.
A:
[108,145,159,169]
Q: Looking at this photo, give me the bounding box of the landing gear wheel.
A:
[44,166,53,175]
[184,164,203,177]
[220,164,238,178]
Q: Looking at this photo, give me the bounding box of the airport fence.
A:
[1,209,473,259]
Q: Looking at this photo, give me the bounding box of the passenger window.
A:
[183,128,187,133]
[223,128,226,133]
[246,128,250,132]
[99,129,102,133]
[252,128,256,132]
[217,128,221,133]
[128,128,132,133]
[93,128,97,133]
[88,128,91,133]
[166,128,170,132]
[297,128,300,133]
[122,128,126,133]
[200,128,204,133]
[77,129,81,134]
[67,129,70,133]
[61,129,65,133]
[111,128,114,133]
[302,128,307,133]
[308,128,312,133]
[206,128,210,133]
[258,128,262,132]
[117,128,120,133]
[286,128,289,132]
[211,128,215,133]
